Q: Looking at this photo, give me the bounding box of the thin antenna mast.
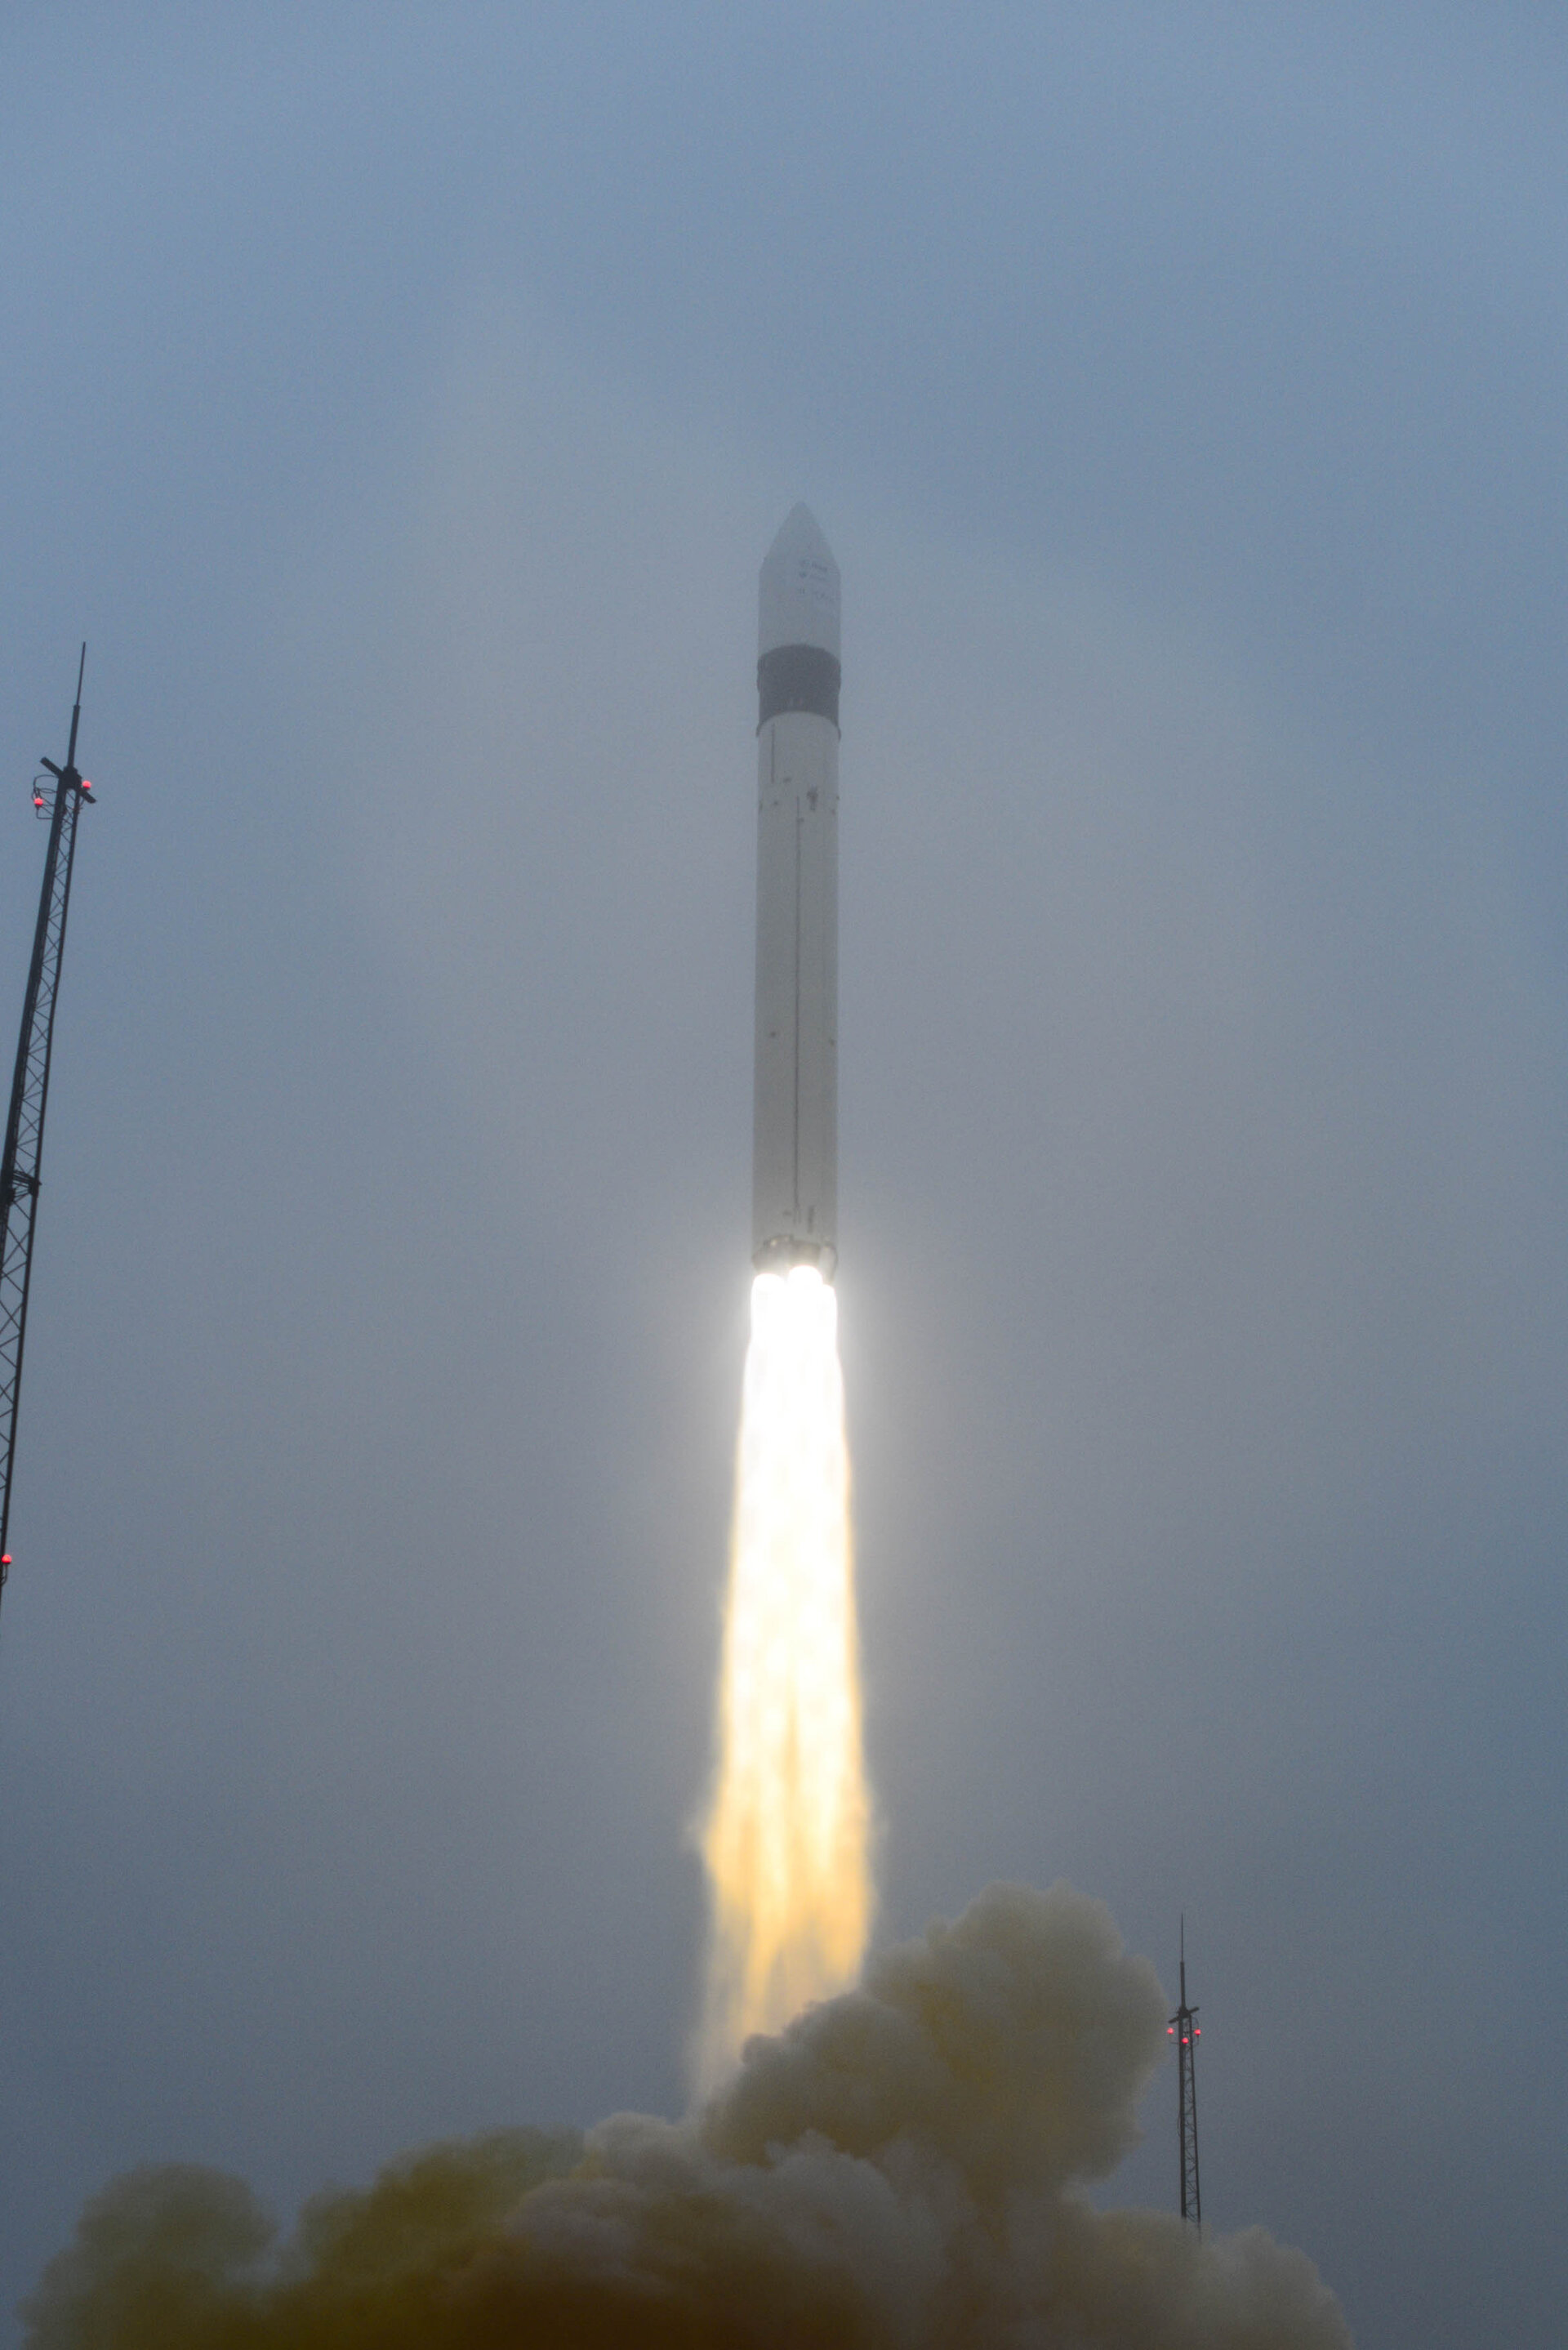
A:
[0,644,96,1612]
[1168,1914,1202,2226]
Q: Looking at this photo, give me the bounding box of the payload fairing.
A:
[752,506,840,1277]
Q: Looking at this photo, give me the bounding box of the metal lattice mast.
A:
[0,646,95,1612]
[1168,1914,1202,2226]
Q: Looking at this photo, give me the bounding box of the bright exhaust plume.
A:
[697,1265,871,2087]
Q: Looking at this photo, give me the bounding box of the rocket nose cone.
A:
[759,503,840,659]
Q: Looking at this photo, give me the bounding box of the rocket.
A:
[752,506,840,1277]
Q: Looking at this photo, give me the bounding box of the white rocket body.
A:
[752,506,840,1276]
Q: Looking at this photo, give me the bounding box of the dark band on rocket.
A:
[758,644,841,731]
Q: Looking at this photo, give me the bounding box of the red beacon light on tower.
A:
[32,766,94,818]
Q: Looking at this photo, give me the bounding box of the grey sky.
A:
[2,7,1566,2343]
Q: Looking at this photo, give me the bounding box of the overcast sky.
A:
[2,7,1566,2343]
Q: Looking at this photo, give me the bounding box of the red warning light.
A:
[1167,2026,1174,2036]
[2,1554,11,1566]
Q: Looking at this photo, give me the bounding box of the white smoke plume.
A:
[23,1882,1349,2348]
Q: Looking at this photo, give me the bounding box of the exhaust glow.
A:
[697,1265,871,2089]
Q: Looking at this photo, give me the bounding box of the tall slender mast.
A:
[1169,1914,1202,2226]
[0,646,96,1612]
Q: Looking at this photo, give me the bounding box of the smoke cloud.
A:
[22,1884,1348,2348]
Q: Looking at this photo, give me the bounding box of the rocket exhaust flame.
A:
[697,1266,871,2088]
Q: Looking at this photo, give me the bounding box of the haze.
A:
[2,9,1565,2346]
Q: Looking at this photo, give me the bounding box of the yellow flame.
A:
[696,1266,871,2090]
